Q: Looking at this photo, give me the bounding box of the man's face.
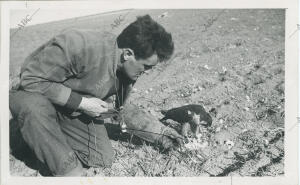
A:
[122,51,159,81]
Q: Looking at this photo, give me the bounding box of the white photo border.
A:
[1,0,298,185]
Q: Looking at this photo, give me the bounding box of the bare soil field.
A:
[9,9,285,176]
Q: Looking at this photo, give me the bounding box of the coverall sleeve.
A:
[20,36,83,111]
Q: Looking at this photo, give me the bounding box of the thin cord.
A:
[91,42,121,156]
[112,46,122,109]
[91,120,98,154]
[112,50,126,131]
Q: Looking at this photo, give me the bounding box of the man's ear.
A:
[122,48,135,61]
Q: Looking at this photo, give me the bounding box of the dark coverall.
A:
[9,29,132,176]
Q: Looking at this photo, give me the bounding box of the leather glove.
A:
[119,104,184,149]
[156,126,184,149]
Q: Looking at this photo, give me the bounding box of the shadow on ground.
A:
[10,119,52,176]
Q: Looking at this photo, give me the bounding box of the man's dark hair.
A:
[117,14,174,61]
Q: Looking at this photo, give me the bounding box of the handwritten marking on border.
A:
[287,117,300,132]
[11,8,40,38]
[288,24,300,38]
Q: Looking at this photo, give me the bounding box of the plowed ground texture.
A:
[9,9,284,176]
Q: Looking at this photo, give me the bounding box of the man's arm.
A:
[20,30,110,116]
[20,38,82,112]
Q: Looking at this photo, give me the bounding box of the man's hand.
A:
[120,103,184,150]
[158,127,184,149]
[78,97,108,117]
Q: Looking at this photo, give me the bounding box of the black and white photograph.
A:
[0,0,298,184]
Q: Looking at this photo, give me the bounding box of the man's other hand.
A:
[159,127,184,150]
[78,97,108,117]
